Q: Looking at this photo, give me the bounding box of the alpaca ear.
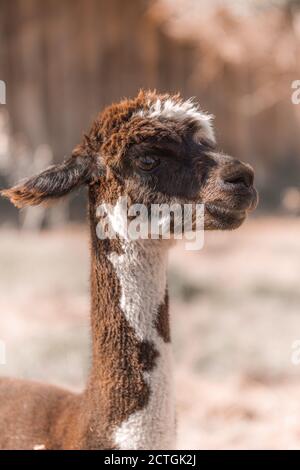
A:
[1,155,99,208]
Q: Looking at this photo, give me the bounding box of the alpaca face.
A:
[92,91,258,231]
[1,91,258,231]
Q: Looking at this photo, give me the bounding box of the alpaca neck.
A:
[87,232,176,450]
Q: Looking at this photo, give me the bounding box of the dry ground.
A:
[0,216,300,449]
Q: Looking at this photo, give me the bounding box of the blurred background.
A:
[0,0,300,449]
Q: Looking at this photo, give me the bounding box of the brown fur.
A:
[1,155,100,208]
[156,290,171,343]
[0,90,257,449]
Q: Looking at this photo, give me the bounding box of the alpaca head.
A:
[2,90,258,233]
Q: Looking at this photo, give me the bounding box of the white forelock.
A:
[135,97,215,143]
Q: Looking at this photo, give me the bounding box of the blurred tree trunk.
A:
[0,0,196,160]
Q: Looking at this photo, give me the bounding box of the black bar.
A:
[0,450,295,468]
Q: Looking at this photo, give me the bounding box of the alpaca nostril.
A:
[225,173,252,188]
[222,165,254,189]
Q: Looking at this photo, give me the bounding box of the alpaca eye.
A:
[137,156,160,172]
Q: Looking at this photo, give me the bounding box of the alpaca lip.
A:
[219,185,258,214]
[206,185,258,215]
[247,186,259,212]
[205,203,246,220]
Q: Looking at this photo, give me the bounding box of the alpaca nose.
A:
[221,162,254,190]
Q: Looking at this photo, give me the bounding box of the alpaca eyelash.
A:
[136,156,160,171]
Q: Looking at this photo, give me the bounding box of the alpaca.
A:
[0,90,257,450]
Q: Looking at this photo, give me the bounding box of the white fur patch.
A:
[136,97,215,143]
[108,240,176,450]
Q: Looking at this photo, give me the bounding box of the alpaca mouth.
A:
[208,185,258,215]
[205,203,247,230]
[247,187,259,212]
[206,203,246,218]
[205,187,258,229]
